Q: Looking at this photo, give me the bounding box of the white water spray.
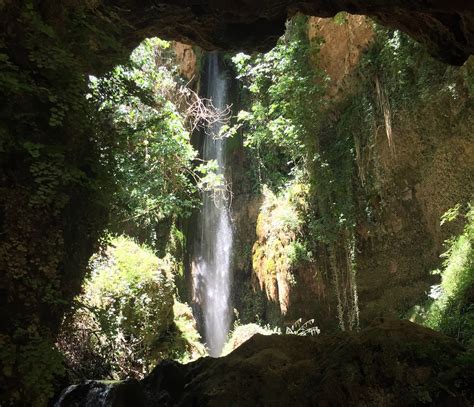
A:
[192,52,233,357]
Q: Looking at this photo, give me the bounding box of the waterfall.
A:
[192,52,233,357]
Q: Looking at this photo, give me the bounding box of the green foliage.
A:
[253,180,311,280]
[235,16,359,330]
[359,25,466,112]
[286,241,313,268]
[333,12,349,25]
[233,16,326,290]
[315,25,471,330]
[222,317,320,356]
[89,38,201,245]
[0,2,125,403]
[57,236,205,380]
[231,15,327,189]
[441,204,462,226]
[285,318,320,336]
[232,280,268,326]
[1,3,209,399]
[172,301,207,362]
[195,159,228,195]
[304,126,357,245]
[421,206,474,349]
[0,333,64,407]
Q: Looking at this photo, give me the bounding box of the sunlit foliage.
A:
[90,38,220,245]
[419,206,474,349]
[232,16,327,189]
[57,236,205,380]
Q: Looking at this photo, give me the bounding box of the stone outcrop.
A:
[56,319,474,406]
[88,0,473,66]
[308,15,375,98]
[173,42,198,81]
[2,0,472,73]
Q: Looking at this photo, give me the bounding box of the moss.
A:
[250,182,313,316]
[58,236,205,380]
[265,258,277,275]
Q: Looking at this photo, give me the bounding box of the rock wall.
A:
[173,42,199,81]
[315,17,474,325]
[233,15,473,331]
[353,69,474,322]
[308,15,374,99]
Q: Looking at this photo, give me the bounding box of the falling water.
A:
[192,52,233,357]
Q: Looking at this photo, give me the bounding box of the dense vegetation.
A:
[232,16,360,330]
[1,5,119,403]
[412,205,474,350]
[57,236,205,381]
[232,16,325,189]
[90,38,222,247]
[53,37,216,389]
[0,24,214,403]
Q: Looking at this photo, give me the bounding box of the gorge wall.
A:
[314,15,473,327]
[229,15,473,331]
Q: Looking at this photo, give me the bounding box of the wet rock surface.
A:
[57,319,474,406]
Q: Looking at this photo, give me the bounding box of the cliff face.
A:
[353,85,473,322]
[233,15,473,330]
[311,16,473,325]
[173,42,198,81]
[308,15,374,99]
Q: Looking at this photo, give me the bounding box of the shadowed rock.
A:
[56,319,474,406]
[91,0,474,65]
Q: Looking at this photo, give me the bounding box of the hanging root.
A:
[375,75,395,155]
[329,229,360,332]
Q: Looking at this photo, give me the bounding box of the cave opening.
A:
[1,2,473,405]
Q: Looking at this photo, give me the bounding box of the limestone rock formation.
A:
[1,1,472,403]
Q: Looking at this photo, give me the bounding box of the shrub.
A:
[57,236,205,380]
[422,205,474,349]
